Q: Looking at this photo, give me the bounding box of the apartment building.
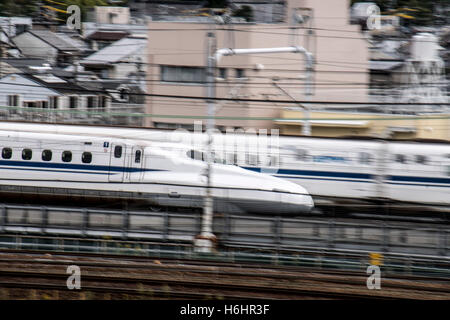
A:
[146,0,369,130]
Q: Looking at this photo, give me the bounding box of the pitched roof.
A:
[23,73,97,95]
[28,30,80,52]
[81,37,147,65]
[87,31,129,41]
[55,33,90,51]
[0,58,48,69]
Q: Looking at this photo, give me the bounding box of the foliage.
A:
[350,0,449,26]
[0,0,40,17]
[232,5,253,22]
[50,0,109,22]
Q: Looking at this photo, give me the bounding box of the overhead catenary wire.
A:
[0,80,449,105]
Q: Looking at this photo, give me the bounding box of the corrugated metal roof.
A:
[29,30,80,52]
[55,33,89,51]
[81,37,147,65]
[370,60,404,71]
[87,31,129,41]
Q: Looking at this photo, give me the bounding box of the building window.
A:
[119,89,129,102]
[160,65,206,83]
[2,147,12,159]
[99,96,108,110]
[87,96,97,109]
[15,24,29,35]
[41,101,48,109]
[82,152,92,164]
[62,151,72,162]
[235,68,245,79]
[7,95,19,107]
[22,149,32,160]
[219,68,227,79]
[24,102,37,108]
[114,146,122,158]
[49,96,59,109]
[69,96,78,109]
[135,150,141,163]
[42,150,52,161]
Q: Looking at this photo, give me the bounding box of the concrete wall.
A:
[88,7,130,25]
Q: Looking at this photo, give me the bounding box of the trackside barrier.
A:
[0,204,448,261]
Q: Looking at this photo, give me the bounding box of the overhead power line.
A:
[0,80,449,105]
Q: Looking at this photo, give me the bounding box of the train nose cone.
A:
[270,178,314,214]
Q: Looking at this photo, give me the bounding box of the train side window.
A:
[22,149,32,160]
[42,149,52,161]
[246,153,258,166]
[296,149,309,161]
[62,151,72,162]
[395,154,407,164]
[114,146,122,158]
[269,155,279,167]
[2,147,12,159]
[187,150,205,161]
[135,150,141,163]
[82,152,92,164]
[415,155,427,165]
[226,153,237,165]
[359,152,372,164]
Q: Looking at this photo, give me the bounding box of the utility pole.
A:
[194,30,217,253]
[273,80,311,136]
[194,13,314,253]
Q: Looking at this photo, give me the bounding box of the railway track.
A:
[0,250,449,299]
[1,247,449,281]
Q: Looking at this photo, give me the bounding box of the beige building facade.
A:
[87,6,130,25]
[278,109,450,141]
[146,0,369,130]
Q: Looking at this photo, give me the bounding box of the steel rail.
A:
[0,269,413,300]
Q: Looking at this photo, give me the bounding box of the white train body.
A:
[0,129,314,214]
[170,133,450,207]
[0,122,448,207]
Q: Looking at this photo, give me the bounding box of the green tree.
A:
[350,0,447,26]
[53,0,108,22]
[0,0,40,17]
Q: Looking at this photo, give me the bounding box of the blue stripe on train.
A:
[0,160,164,173]
[243,166,450,186]
[0,160,168,176]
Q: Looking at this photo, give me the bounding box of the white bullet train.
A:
[1,122,448,209]
[0,129,314,215]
